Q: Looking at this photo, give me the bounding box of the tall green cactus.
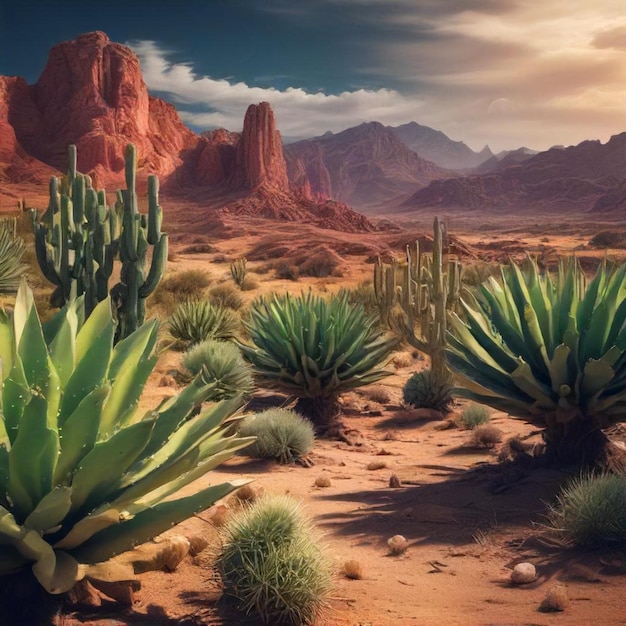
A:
[374,217,461,383]
[34,145,121,314]
[33,143,167,341]
[112,144,168,341]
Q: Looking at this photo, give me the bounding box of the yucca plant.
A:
[0,218,27,293]
[240,292,397,431]
[168,299,240,348]
[446,256,626,465]
[182,338,255,401]
[0,281,252,608]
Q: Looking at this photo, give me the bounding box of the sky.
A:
[1,0,626,153]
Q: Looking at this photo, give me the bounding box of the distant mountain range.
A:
[1,30,625,220]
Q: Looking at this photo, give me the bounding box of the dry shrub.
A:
[153,269,212,314]
[387,535,409,555]
[209,283,244,311]
[341,560,363,580]
[314,476,331,488]
[241,275,260,291]
[470,424,502,448]
[275,261,300,281]
[299,248,342,278]
[181,243,214,254]
[366,461,387,471]
[588,230,626,249]
[361,385,391,404]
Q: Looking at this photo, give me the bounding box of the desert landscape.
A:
[2,20,626,626]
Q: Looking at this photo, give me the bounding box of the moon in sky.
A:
[487,98,515,115]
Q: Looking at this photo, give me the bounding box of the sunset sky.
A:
[1,0,625,152]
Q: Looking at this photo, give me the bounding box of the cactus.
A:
[374,217,461,384]
[33,145,121,314]
[112,144,168,341]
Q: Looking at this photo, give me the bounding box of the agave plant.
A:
[168,299,240,348]
[0,281,252,597]
[446,256,626,464]
[240,292,397,430]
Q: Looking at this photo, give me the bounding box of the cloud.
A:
[129,39,424,140]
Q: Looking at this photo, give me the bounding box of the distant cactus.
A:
[230,257,247,289]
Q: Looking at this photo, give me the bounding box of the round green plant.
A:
[168,299,240,348]
[217,494,332,625]
[241,291,397,431]
[182,339,254,401]
[460,403,491,429]
[403,368,453,412]
[238,409,315,463]
[548,473,626,547]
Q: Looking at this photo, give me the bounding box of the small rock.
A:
[539,583,569,612]
[511,562,537,584]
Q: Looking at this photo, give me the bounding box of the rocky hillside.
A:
[401,134,626,214]
[390,121,493,170]
[284,122,449,212]
[0,31,372,232]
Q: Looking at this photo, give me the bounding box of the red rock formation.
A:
[231,102,289,191]
[11,31,197,184]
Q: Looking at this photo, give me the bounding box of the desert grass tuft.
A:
[469,424,502,448]
[548,473,626,547]
[238,409,315,464]
[387,535,409,556]
[341,560,363,580]
[460,403,491,429]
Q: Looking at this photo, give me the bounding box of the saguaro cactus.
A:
[374,217,461,383]
[34,145,121,314]
[112,144,168,340]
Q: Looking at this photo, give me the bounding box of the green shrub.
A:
[548,474,626,547]
[446,256,626,465]
[182,339,254,401]
[0,282,251,596]
[217,495,332,625]
[238,409,315,463]
[460,403,491,429]
[241,292,397,430]
[403,369,453,411]
[168,299,240,349]
[209,284,244,311]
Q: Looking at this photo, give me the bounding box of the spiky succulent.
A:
[240,292,397,427]
[0,219,27,293]
[168,299,240,348]
[217,495,332,625]
[402,368,453,411]
[182,339,255,401]
[0,281,252,594]
[446,256,626,461]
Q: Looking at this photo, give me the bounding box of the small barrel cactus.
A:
[403,368,453,411]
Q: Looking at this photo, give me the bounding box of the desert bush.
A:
[230,257,247,289]
[238,409,315,463]
[168,299,240,349]
[182,339,255,401]
[470,424,502,448]
[153,269,212,315]
[241,292,397,430]
[548,473,626,547]
[181,243,215,254]
[461,261,502,288]
[403,368,453,412]
[0,282,250,603]
[209,283,244,311]
[217,495,332,625]
[337,281,379,319]
[275,261,300,281]
[588,230,626,249]
[447,256,626,466]
[299,248,342,277]
[460,403,491,429]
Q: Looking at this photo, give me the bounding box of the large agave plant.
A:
[446,256,626,464]
[240,292,397,429]
[0,218,27,293]
[0,281,251,595]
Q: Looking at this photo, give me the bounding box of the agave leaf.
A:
[581,358,616,397]
[7,394,59,520]
[72,480,248,565]
[70,419,155,515]
[74,298,114,365]
[0,308,14,383]
[24,487,72,533]
[33,548,83,594]
[47,306,77,388]
[54,385,111,484]
[510,359,555,408]
[54,507,122,550]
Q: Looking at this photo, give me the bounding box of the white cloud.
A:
[129,40,424,141]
